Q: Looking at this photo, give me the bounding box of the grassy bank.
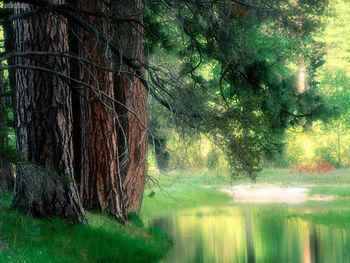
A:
[257,168,350,185]
[0,192,171,263]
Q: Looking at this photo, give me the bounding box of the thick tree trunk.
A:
[0,161,13,191]
[76,0,126,222]
[112,0,148,213]
[12,2,86,224]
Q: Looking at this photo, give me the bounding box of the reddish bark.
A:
[113,0,148,213]
[76,0,126,221]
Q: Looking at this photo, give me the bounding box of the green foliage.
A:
[145,0,330,179]
[279,70,350,169]
[275,0,350,170]
[0,192,171,263]
[319,0,350,72]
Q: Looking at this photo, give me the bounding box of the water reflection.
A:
[148,206,350,263]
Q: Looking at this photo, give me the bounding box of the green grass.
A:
[0,192,171,263]
[257,168,350,185]
[308,185,350,196]
[143,168,350,230]
[141,170,231,217]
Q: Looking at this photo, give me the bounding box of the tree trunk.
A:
[337,121,341,167]
[0,68,14,192]
[297,54,307,94]
[154,138,169,170]
[0,161,13,192]
[76,0,126,222]
[12,2,86,224]
[244,209,256,263]
[13,163,84,224]
[112,0,148,214]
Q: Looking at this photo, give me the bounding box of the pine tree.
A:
[12,1,86,224]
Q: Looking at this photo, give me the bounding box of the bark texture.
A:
[113,0,148,213]
[13,2,86,224]
[0,161,13,191]
[77,0,126,221]
[13,163,84,224]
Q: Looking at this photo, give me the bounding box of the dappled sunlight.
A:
[285,132,316,164]
[302,137,315,161]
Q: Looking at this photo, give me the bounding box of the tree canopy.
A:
[144,0,330,178]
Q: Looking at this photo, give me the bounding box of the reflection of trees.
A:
[150,208,350,263]
[193,234,205,263]
[244,209,256,263]
[151,217,174,234]
[309,226,318,263]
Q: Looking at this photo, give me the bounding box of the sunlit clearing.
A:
[302,136,315,160]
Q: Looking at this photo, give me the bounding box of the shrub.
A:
[293,158,335,174]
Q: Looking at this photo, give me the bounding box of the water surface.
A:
[148,206,350,263]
